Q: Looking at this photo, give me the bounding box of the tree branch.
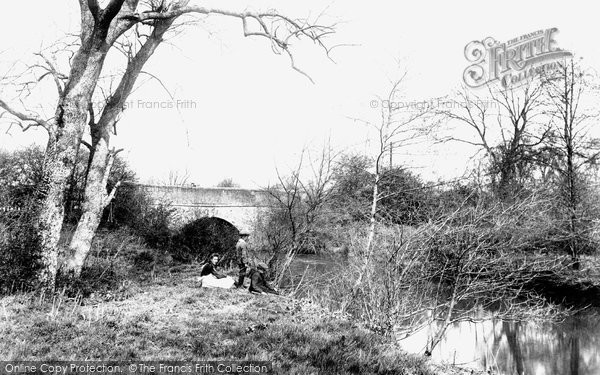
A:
[87,0,101,20]
[33,53,66,97]
[0,99,51,131]
[122,6,335,83]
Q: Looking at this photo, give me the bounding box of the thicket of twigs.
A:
[277,191,590,355]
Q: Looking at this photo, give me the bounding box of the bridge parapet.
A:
[140,185,272,207]
[137,184,274,233]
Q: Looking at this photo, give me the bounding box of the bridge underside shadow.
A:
[176,217,240,262]
[170,205,269,234]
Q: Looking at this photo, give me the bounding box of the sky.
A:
[1,1,599,188]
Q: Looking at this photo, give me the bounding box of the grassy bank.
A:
[0,260,463,375]
[6,226,593,374]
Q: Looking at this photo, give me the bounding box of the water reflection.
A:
[397,310,600,375]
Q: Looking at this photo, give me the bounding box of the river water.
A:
[287,255,600,375]
[396,311,600,375]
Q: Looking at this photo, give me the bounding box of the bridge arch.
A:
[177,216,240,261]
[138,184,273,234]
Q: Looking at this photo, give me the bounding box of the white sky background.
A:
[1,1,599,188]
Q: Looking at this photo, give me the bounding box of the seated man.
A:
[198,253,235,289]
[248,263,278,295]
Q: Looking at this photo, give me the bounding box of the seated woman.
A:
[248,263,278,295]
[198,253,235,289]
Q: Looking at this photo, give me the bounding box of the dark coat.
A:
[248,269,278,294]
[200,263,225,278]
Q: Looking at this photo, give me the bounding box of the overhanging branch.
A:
[121,6,336,83]
[0,98,51,132]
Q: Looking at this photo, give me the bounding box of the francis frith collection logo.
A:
[463,28,572,89]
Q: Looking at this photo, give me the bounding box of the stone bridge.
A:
[137,184,274,234]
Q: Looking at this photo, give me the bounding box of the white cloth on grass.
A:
[198,274,235,289]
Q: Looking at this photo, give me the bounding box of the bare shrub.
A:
[305,193,572,355]
[130,200,176,250]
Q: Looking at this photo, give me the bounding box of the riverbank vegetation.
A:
[0,237,456,375]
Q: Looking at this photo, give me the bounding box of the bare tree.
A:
[342,74,433,312]
[64,12,177,275]
[259,142,337,286]
[0,0,336,287]
[442,81,548,198]
[541,59,600,269]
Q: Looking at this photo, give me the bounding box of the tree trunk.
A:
[563,63,580,270]
[36,36,114,288]
[566,134,579,269]
[63,137,117,276]
[37,99,91,288]
[342,172,379,312]
[62,18,175,276]
[63,18,175,276]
